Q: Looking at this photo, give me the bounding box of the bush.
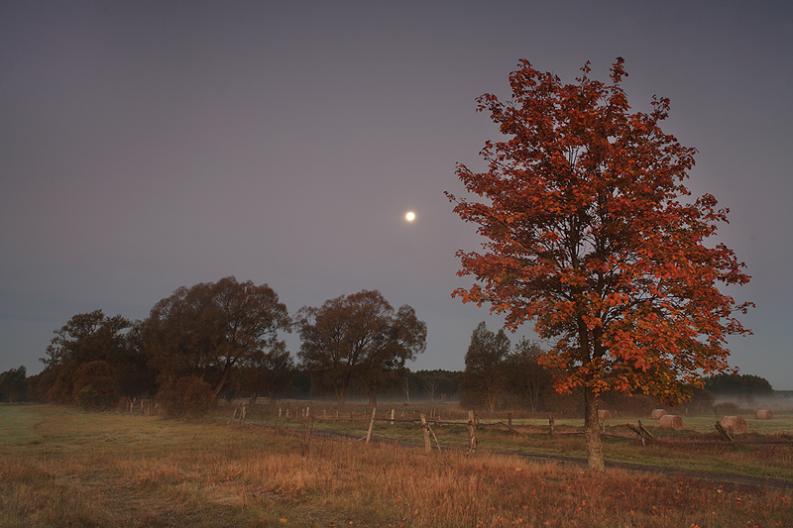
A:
[72,361,120,409]
[157,376,214,418]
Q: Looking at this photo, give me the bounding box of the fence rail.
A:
[220,402,793,449]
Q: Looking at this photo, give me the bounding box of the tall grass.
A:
[1,405,791,527]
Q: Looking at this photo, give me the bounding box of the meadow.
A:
[228,401,793,484]
[2,404,793,527]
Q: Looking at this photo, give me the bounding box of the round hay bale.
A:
[597,409,613,420]
[720,415,748,434]
[659,414,683,429]
[650,408,667,420]
[755,409,774,420]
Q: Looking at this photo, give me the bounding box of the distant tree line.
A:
[20,277,427,415]
[0,366,27,402]
[457,322,778,416]
[4,276,774,416]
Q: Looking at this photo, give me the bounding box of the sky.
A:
[1,1,791,388]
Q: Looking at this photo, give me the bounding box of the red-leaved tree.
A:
[447,58,752,469]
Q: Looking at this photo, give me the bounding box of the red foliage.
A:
[447,58,752,405]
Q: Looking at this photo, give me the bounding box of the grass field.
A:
[232,403,793,484]
[2,404,793,527]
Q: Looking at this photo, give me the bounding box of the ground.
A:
[1,404,792,527]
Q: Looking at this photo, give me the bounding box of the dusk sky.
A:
[1,1,791,388]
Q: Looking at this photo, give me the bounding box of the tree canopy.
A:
[298,290,426,403]
[448,58,751,469]
[143,276,291,399]
[41,310,134,403]
[462,322,511,411]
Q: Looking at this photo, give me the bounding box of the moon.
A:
[404,210,416,223]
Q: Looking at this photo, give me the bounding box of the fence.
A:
[220,402,793,451]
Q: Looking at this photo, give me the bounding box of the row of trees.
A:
[13,301,770,416]
[26,278,426,413]
[0,366,27,402]
[457,322,778,416]
[462,322,551,412]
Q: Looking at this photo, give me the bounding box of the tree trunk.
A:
[212,366,233,400]
[584,387,605,471]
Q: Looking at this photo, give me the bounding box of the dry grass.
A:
[1,404,792,527]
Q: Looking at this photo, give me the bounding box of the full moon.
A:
[404,210,416,223]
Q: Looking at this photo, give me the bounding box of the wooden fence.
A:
[221,402,793,450]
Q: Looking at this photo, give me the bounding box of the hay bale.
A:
[755,409,774,420]
[597,409,613,420]
[719,415,747,434]
[659,414,683,429]
[650,408,666,420]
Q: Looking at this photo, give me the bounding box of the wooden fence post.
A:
[420,413,431,453]
[278,407,282,418]
[390,408,395,426]
[508,412,513,428]
[627,423,646,446]
[366,407,377,444]
[548,415,555,436]
[428,422,442,452]
[637,420,654,441]
[467,410,478,453]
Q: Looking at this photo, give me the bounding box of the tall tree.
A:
[447,58,751,469]
[42,310,131,403]
[297,290,426,404]
[504,338,552,412]
[462,322,511,411]
[143,277,291,399]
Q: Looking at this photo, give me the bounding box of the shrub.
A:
[157,376,214,418]
[72,361,120,409]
